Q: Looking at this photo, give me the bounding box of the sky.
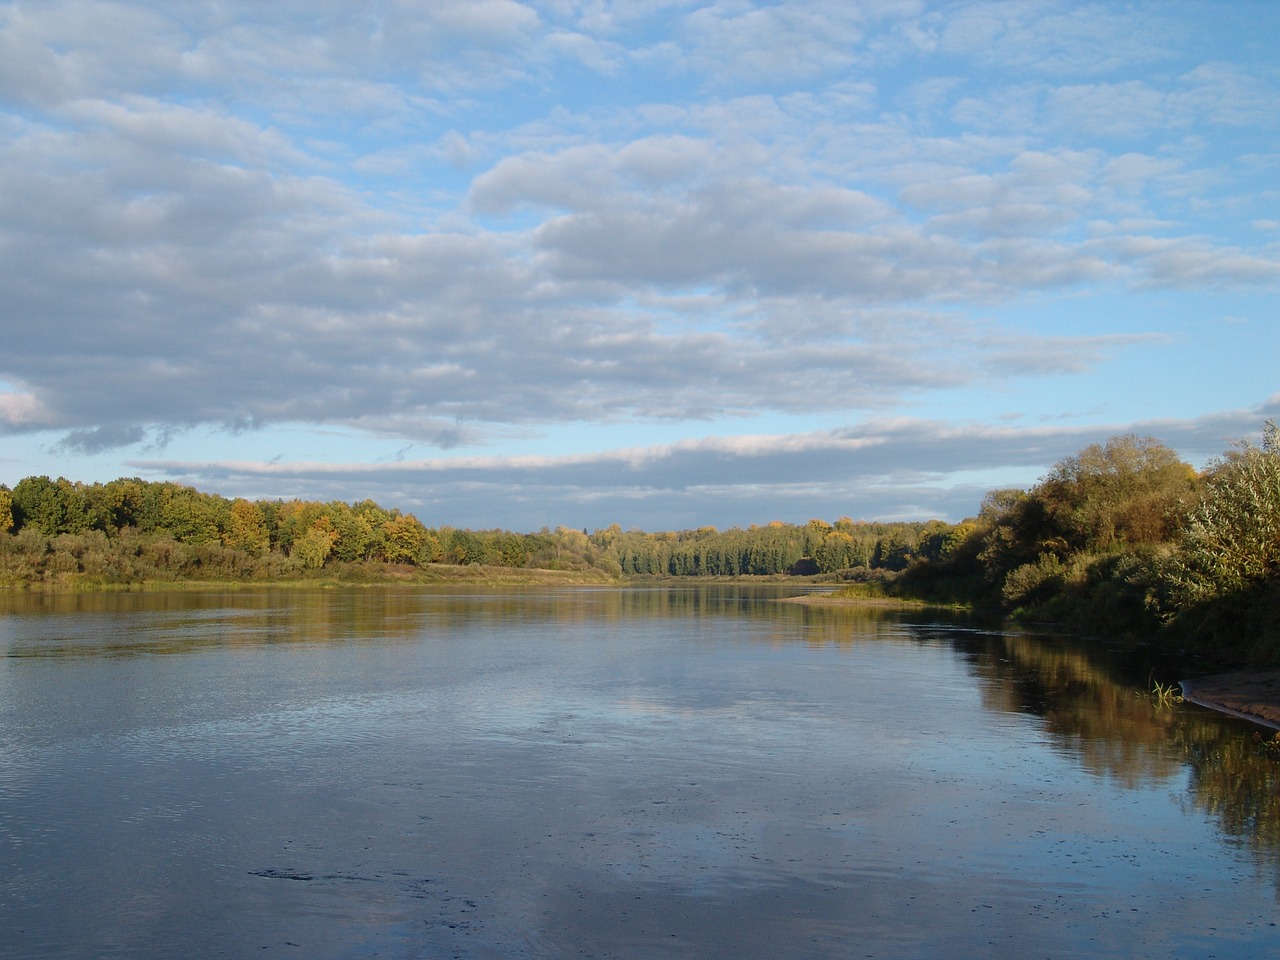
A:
[0,0,1277,532]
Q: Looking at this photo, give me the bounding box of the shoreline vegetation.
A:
[2,423,1278,713]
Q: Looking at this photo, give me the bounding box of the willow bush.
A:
[1154,421,1280,660]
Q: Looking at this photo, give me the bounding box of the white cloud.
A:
[934,0,1175,77]
[0,387,56,430]
[681,1,868,86]
[0,1,187,107]
[1106,235,1280,288]
[61,96,308,168]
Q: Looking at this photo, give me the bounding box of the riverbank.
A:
[0,562,621,591]
[778,593,946,609]
[778,587,973,612]
[1180,671,1280,731]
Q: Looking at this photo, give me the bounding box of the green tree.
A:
[293,517,337,569]
[975,487,1062,584]
[158,487,227,545]
[873,528,918,572]
[0,486,12,533]
[1156,421,1280,657]
[95,478,148,532]
[803,519,832,558]
[10,476,90,536]
[813,530,850,572]
[1038,435,1196,551]
[326,502,376,562]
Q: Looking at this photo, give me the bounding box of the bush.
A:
[1155,421,1280,661]
[1159,422,1280,605]
[1002,553,1069,611]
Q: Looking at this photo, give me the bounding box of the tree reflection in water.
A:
[957,622,1280,887]
[787,599,1280,891]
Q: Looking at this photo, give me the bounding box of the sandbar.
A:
[1180,671,1280,731]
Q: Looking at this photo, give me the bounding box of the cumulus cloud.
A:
[0,386,56,430]
[1106,235,1280,288]
[2,83,1191,450]
[58,424,148,454]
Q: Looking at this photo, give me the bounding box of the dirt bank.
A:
[1180,671,1280,731]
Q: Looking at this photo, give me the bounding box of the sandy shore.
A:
[778,593,966,610]
[1180,671,1280,731]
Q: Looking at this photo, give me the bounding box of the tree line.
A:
[0,476,949,584]
[0,476,620,581]
[590,517,954,578]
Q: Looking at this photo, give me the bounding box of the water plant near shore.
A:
[1150,680,1183,707]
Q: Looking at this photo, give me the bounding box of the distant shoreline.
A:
[0,563,621,592]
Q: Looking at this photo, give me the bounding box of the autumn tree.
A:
[274,500,331,556]
[382,514,435,565]
[1037,435,1197,551]
[224,499,270,556]
[293,518,336,569]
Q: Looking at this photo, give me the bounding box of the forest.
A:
[0,475,947,583]
[1,422,1278,664]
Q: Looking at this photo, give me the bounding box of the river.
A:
[1,585,1277,958]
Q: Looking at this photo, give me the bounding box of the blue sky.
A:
[1,0,1277,531]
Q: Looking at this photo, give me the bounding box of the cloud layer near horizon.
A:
[137,399,1280,530]
[1,1,1277,528]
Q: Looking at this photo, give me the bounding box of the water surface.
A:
[1,586,1277,958]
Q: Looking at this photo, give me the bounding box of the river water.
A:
[1,585,1277,958]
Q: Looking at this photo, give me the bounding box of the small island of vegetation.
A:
[2,422,1277,668]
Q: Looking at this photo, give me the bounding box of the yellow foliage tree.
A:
[224,499,270,556]
[294,516,338,569]
[382,514,433,565]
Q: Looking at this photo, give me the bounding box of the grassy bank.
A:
[0,561,621,592]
